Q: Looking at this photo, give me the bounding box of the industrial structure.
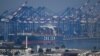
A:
[0,0,100,50]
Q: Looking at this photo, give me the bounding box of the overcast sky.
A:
[0,0,99,14]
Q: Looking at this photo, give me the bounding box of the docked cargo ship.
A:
[0,0,100,50]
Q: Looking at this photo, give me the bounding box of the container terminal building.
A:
[0,0,100,50]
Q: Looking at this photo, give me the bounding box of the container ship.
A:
[0,0,100,50]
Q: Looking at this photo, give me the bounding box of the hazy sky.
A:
[0,0,99,14]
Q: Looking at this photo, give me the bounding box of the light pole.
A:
[22,29,28,49]
[25,35,28,49]
[22,30,29,56]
